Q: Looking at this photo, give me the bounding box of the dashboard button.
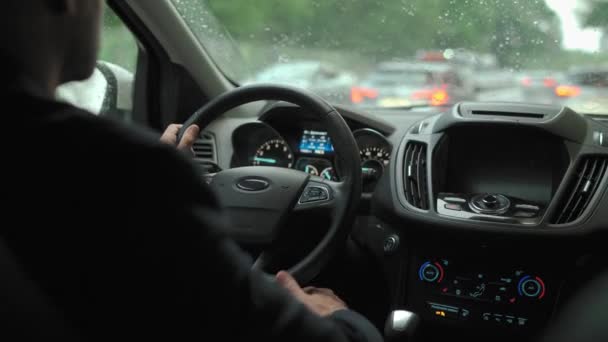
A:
[419,262,444,283]
[515,204,540,211]
[299,186,330,204]
[518,276,546,299]
[459,308,471,320]
[444,203,462,211]
[514,211,536,218]
[427,302,459,319]
[522,280,541,297]
[421,264,439,282]
[383,235,400,254]
[482,195,499,208]
[493,314,503,323]
[444,196,467,203]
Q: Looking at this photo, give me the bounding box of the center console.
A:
[388,102,608,232]
[432,125,570,225]
[370,102,608,340]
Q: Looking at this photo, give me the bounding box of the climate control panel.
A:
[407,255,557,332]
[416,260,547,304]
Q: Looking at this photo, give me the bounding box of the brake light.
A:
[411,88,450,106]
[431,89,450,106]
[543,77,557,88]
[555,85,581,98]
[521,77,532,87]
[411,89,434,100]
[351,87,378,103]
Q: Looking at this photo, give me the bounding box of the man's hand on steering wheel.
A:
[160,124,200,152]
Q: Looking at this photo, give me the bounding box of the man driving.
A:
[0,1,381,341]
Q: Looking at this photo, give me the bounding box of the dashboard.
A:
[207,100,608,341]
[230,104,393,193]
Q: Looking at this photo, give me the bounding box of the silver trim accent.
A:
[582,180,592,193]
[437,199,539,225]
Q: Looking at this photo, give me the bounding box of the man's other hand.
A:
[160,124,200,152]
[276,271,347,317]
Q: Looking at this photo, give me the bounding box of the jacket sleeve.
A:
[175,201,383,342]
[117,143,383,342]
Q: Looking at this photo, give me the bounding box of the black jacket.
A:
[1,87,382,342]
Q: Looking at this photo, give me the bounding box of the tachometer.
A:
[253,139,294,168]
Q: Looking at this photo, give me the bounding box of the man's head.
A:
[0,0,103,95]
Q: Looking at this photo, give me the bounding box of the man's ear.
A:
[45,0,77,15]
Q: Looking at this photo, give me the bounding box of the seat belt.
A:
[96,61,119,116]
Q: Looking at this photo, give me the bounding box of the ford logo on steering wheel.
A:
[236,177,271,192]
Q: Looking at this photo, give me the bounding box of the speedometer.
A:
[360,146,391,179]
[253,139,294,168]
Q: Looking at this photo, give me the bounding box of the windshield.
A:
[171,0,608,115]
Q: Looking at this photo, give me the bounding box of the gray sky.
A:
[545,0,602,52]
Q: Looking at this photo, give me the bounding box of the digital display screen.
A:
[444,126,563,204]
[299,130,334,155]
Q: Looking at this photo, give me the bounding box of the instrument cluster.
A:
[232,122,392,193]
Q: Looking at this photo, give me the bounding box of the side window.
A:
[56,6,138,123]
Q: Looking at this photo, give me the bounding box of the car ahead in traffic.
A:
[517,70,563,104]
[244,60,356,105]
[556,68,608,115]
[351,61,474,108]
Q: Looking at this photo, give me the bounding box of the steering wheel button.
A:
[300,186,330,203]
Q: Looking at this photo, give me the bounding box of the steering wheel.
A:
[179,84,362,284]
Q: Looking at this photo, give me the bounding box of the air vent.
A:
[192,133,217,164]
[552,156,608,225]
[403,141,430,210]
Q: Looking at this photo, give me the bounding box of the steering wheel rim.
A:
[180,84,362,284]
